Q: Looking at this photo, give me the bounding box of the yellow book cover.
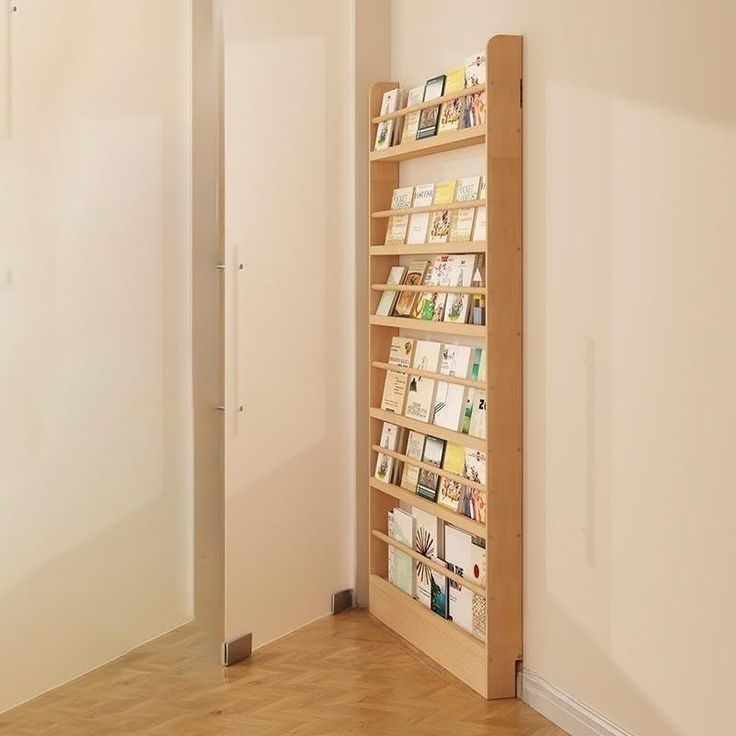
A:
[442,442,466,476]
[445,65,465,94]
[433,179,456,205]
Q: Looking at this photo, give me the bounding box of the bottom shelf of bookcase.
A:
[368,574,487,698]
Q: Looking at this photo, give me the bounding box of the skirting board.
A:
[521,669,634,736]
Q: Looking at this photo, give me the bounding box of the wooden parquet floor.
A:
[0,609,566,736]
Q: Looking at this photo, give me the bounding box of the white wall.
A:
[221,0,356,648]
[391,2,736,735]
[0,0,193,712]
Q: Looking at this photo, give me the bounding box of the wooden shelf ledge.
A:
[369,314,486,338]
[372,84,487,124]
[371,530,487,598]
[370,127,485,163]
[372,284,485,295]
[369,407,486,452]
[370,360,486,390]
[372,198,486,219]
[369,477,486,536]
[370,242,487,256]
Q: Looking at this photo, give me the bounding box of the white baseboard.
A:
[521,669,634,736]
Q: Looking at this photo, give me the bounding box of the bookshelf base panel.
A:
[368,574,487,698]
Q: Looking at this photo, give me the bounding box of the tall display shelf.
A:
[365,35,522,699]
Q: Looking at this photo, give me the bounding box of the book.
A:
[401,85,425,142]
[374,421,399,483]
[473,594,487,641]
[437,476,465,512]
[384,214,409,245]
[438,65,465,135]
[469,347,486,382]
[468,390,487,439]
[390,186,414,210]
[428,209,451,244]
[437,441,466,512]
[443,254,478,323]
[374,88,399,150]
[393,259,428,317]
[413,255,453,321]
[412,508,439,608]
[375,266,406,316]
[404,340,441,422]
[461,487,487,524]
[464,448,487,486]
[471,538,486,587]
[455,176,481,202]
[430,566,449,618]
[388,507,415,596]
[465,51,487,86]
[400,430,425,491]
[444,525,474,633]
[461,390,475,435]
[472,176,487,241]
[433,345,471,431]
[471,258,486,326]
[406,183,434,244]
[433,179,457,205]
[416,435,446,502]
[380,337,415,413]
[391,89,409,146]
[416,75,445,139]
[442,441,466,476]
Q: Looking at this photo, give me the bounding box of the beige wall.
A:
[0,1,193,712]
[221,0,356,648]
[392,1,736,734]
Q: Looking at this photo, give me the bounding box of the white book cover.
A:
[406,183,435,245]
[390,186,415,210]
[388,507,415,596]
[413,256,453,322]
[455,176,481,202]
[449,208,476,242]
[391,89,409,145]
[400,430,425,491]
[443,254,478,323]
[412,507,439,608]
[464,52,487,87]
[401,85,425,142]
[380,337,415,414]
[374,422,399,483]
[405,341,442,422]
[427,209,451,243]
[433,344,472,431]
[444,525,474,633]
[374,88,399,151]
[472,207,486,241]
[464,448,487,486]
[468,390,487,440]
[375,266,406,316]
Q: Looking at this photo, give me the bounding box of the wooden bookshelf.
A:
[365,35,523,700]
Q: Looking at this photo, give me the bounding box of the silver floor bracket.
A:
[223,633,253,666]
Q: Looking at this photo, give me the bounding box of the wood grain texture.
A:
[485,34,524,699]
[369,126,485,162]
[0,611,565,736]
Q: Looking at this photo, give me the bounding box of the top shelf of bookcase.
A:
[371,83,487,123]
[369,126,486,163]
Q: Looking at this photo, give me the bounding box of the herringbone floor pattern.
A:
[0,609,566,735]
